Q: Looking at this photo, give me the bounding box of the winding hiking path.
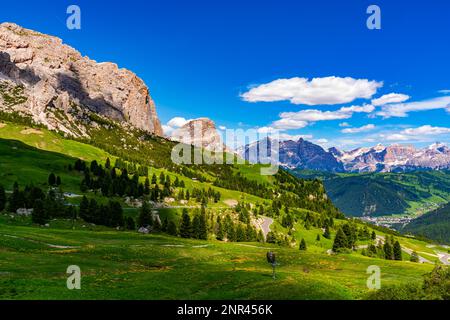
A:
[261,217,273,239]
[437,253,450,265]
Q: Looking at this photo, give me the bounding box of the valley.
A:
[0,22,448,301]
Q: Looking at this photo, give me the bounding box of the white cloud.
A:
[438,90,450,94]
[342,124,376,134]
[218,125,227,130]
[162,125,174,135]
[271,118,309,130]
[339,104,375,113]
[371,93,410,106]
[278,133,313,141]
[272,104,374,129]
[376,96,450,118]
[241,76,382,105]
[167,117,189,128]
[256,126,279,134]
[163,117,192,136]
[339,122,351,127]
[382,125,450,141]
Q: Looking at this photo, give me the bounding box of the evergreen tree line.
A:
[74,159,175,201]
[0,182,76,225]
[79,196,125,228]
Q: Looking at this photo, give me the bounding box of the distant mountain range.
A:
[238,137,450,173]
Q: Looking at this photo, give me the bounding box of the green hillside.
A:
[0,219,434,300]
[293,170,450,217]
[0,119,447,300]
[402,202,450,244]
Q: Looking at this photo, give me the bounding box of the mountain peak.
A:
[171,117,227,151]
[0,23,163,137]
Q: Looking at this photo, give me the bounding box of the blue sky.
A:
[1,0,450,150]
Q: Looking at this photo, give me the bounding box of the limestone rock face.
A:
[0,22,162,136]
[171,118,226,151]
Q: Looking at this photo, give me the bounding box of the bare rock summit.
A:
[0,22,162,137]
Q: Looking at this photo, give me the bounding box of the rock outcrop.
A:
[171,118,227,151]
[0,22,162,136]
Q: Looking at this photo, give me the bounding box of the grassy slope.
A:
[0,221,433,300]
[0,122,267,209]
[0,121,441,300]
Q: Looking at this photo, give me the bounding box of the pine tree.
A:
[236,224,246,242]
[332,228,348,253]
[299,238,307,251]
[266,231,276,244]
[192,214,201,239]
[383,242,394,260]
[161,217,168,232]
[228,224,237,242]
[105,158,111,169]
[323,225,331,239]
[393,241,402,261]
[138,201,152,227]
[216,218,224,240]
[8,183,22,213]
[0,185,6,212]
[144,178,150,195]
[410,251,420,263]
[257,230,265,243]
[368,244,378,257]
[199,208,208,240]
[56,176,61,186]
[125,217,136,230]
[151,173,157,185]
[32,199,48,225]
[48,173,56,186]
[179,209,192,238]
[167,220,178,236]
[316,234,321,241]
[79,196,89,221]
[371,231,377,241]
[109,201,124,227]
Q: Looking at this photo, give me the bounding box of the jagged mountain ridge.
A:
[333,142,450,172]
[239,137,450,173]
[238,137,345,172]
[0,22,162,137]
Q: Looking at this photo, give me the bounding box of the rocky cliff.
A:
[171,118,227,151]
[0,23,162,137]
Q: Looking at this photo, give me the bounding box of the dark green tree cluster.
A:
[265,231,290,246]
[0,185,6,212]
[190,187,221,205]
[113,158,148,176]
[213,168,274,199]
[4,182,75,225]
[214,214,261,243]
[368,265,450,300]
[47,173,61,187]
[79,196,124,228]
[382,235,402,261]
[75,159,174,201]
